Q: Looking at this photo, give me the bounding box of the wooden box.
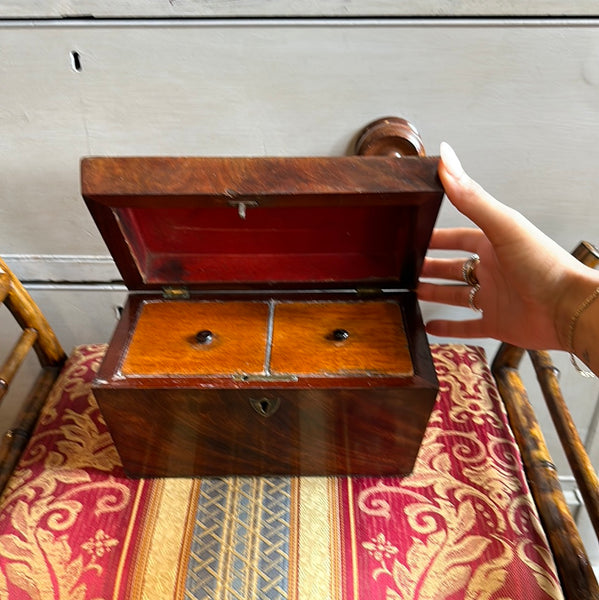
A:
[81,121,444,477]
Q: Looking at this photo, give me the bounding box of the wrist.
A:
[554,265,599,353]
[570,285,599,376]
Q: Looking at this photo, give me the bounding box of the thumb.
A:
[438,143,517,241]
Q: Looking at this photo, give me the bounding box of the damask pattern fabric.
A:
[0,344,563,599]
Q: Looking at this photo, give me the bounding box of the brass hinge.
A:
[162,286,190,300]
[356,287,383,298]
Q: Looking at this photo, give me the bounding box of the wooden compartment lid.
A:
[80,118,444,291]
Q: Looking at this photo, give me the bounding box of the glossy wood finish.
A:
[86,117,441,477]
[572,240,599,268]
[0,257,66,369]
[492,345,599,599]
[270,301,412,376]
[95,289,437,477]
[355,116,426,158]
[81,155,442,291]
[122,299,414,378]
[97,294,435,477]
[99,291,434,386]
[0,369,59,495]
[122,300,270,376]
[0,272,9,303]
[530,350,599,539]
[0,328,38,403]
[95,382,437,477]
[81,155,439,203]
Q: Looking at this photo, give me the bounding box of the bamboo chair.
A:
[0,256,66,493]
[492,241,599,600]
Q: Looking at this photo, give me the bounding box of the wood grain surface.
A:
[121,299,413,378]
[121,300,270,376]
[270,301,412,376]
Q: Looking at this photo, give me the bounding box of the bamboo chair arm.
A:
[0,328,38,403]
[491,240,599,600]
[0,257,66,495]
[529,349,599,538]
[0,257,65,369]
[492,345,598,600]
[0,272,9,303]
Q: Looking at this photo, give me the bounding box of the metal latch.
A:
[162,286,190,300]
[229,200,258,220]
[232,373,299,383]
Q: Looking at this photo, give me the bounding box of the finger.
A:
[417,282,474,308]
[438,143,521,241]
[425,318,487,339]
[421,257,474,282]
[428,228,484,252]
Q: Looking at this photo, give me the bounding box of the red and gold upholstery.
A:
[0,344,563,599]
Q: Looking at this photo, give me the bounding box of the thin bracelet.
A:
[567,286,599,378]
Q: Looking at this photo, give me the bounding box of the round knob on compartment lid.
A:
[331,328,350,341]
[195,330,214,345]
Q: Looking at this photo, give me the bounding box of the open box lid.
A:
[81,154,443,292]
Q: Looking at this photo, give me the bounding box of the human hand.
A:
[418,143,599,353]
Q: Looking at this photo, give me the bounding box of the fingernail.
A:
[440,142,465,178]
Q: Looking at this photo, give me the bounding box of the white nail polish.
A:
[440,142,465,178]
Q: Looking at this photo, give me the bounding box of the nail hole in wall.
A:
[71,51,82,72]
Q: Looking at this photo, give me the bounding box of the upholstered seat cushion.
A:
[0,344,563,599]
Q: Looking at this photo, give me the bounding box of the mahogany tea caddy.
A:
[81,117,444,477]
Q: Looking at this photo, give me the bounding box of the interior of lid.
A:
[82,156,443,290]
[112,202,438,289]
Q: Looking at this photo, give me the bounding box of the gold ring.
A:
[462,254,480,286]
[468,285,483,313]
